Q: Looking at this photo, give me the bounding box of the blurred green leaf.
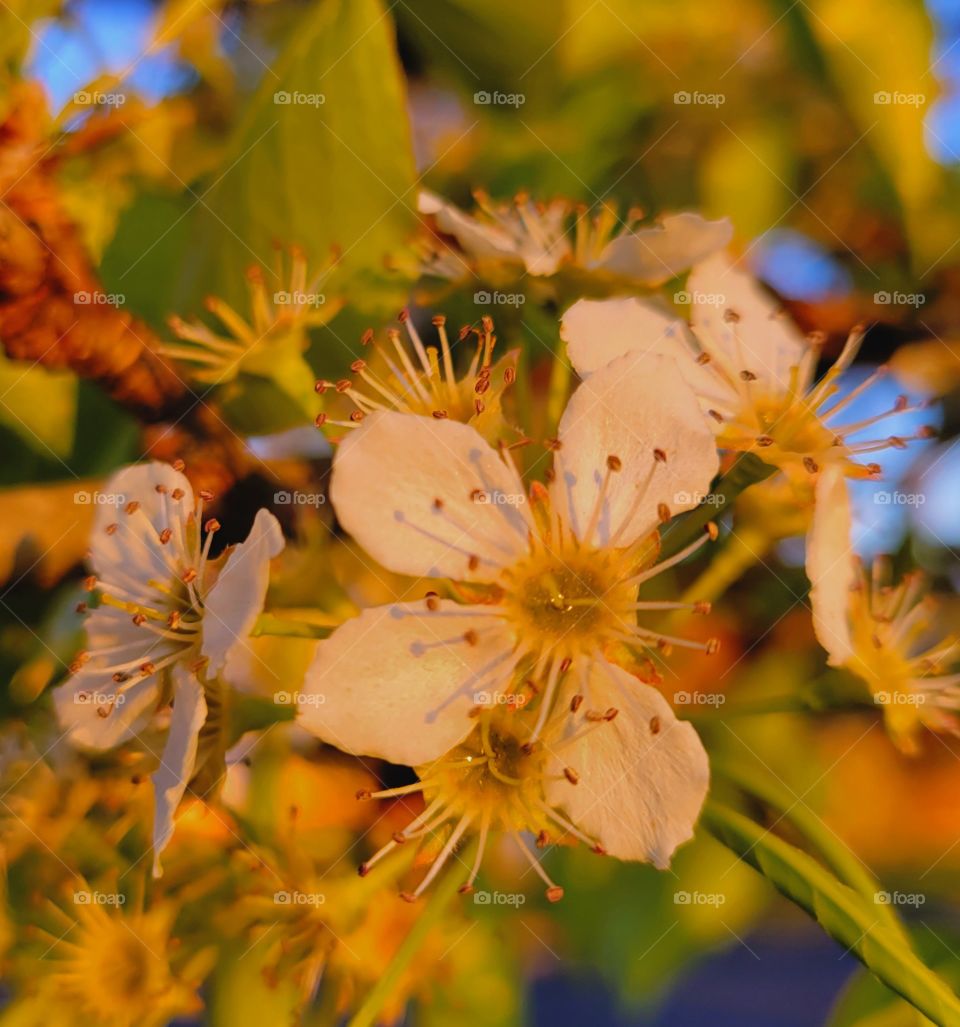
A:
[704,800,960,1027]
[0,355,77,459]
[185,0,416,316]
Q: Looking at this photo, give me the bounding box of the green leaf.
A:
[703,800,960,1027]
[186,0,416,316]
[0,354,77,459]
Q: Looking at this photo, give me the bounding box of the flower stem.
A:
[679,524,770,607]
[347,840,476,1027]
[251,613,338,639]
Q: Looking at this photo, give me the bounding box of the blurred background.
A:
[3,1,960,1024]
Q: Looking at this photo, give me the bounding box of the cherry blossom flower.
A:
[561,254,935,606]
[418,189,732,286]
[810,536,960,753]
[299,354,719,897]
[55,461,284,874]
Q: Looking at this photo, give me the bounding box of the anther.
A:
[570,694,583,713]
[205,518,221,533]
[432,410,449,419]
[182,568,198,584]
[357,863,370,878]
[84,575,97,591]
[705,522,719,541]
[132,613,147,626]
[657,503,671,524]
[563,767,580,785]
[425,592,440,612]
[546,886,564,903]
[168,611,181,629]
[75,602,87,614]
[350,359,366,373]
[653,448,667,464]
[649,716,661,735]
[171,488,185,500]
[350,410,365,423]
[355,789,372,801]
[724,310,742,324]
[694,600,711,614]
[756,435,774,447]
[606,454,622,471]
[158,528,172,544]
[803,456,819,473]
[705,638,721,655]
[739,369,757,382]
[105,523,118,536]
[536,830,549,849]
[468,554,480,572]
[463,630,479,646]
[199,489,214,502]
[172,459,186,472]
[125,501,140,515]
[433,497,444,510]
[399,891,418,903]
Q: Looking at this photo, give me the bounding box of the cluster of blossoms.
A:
[54,191,955,905]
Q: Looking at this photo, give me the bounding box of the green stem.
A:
[251,613,338,639]
[546,353,572,434]
[711,757,907,941]
[659,453,776,560]
[679,525,770,606]
[348,842,476,1027]
[703,801,960,1026]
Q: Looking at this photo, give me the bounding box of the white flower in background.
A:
[55,462,284,874]
[810,542,960,754]
[418,189,733,285]
[561,253,935,601]
[300,354,718,898]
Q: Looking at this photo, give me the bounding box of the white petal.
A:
[561,297,688,377]
[202,509,284,674]
[298,600,518,767]
[417,189,518,262]
[90,462,193,591]
[560,297,738,417]
[807,467,856,666]
[553,352,720,547]
[151,664,207,877]
[595,213,733,284]
[688,253,807,393]
[54,670,160,750]
[53,606,168,749]
[544,659,709,866]
[330,411,531,582]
